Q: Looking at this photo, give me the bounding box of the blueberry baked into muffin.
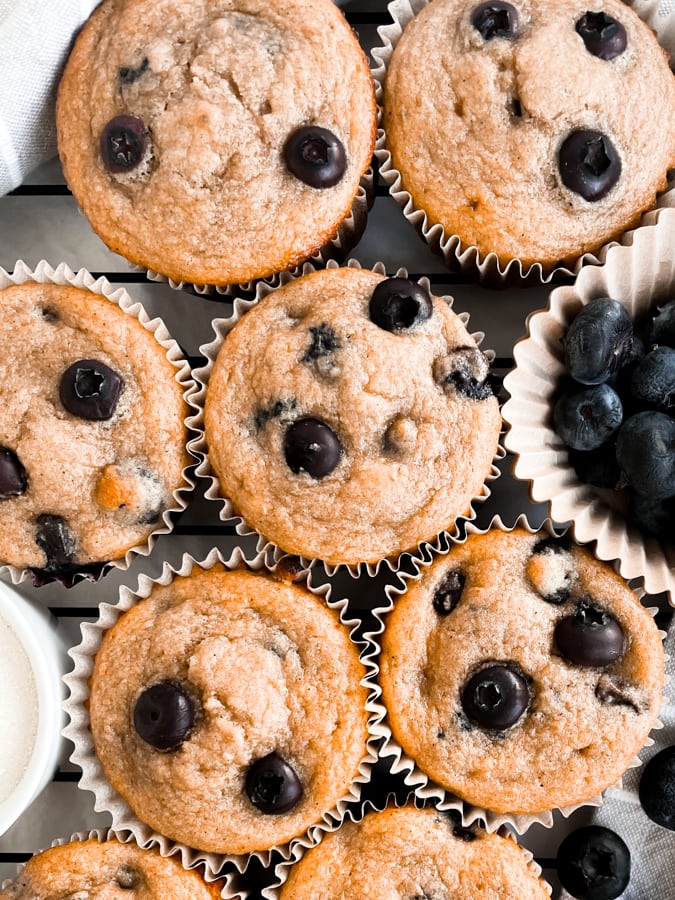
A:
[379,528,665,816]
[87,565,370,854]
[56,0,376,286]
[382,0,675,272]
[277,805,551,898]
[0,836,224,898]
[203,266,501,566]
[0,281,187,584]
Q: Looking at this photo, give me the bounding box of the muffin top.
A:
[278,805,551,898]
[204,267,501,566]
[383,0,675,271]
[0,282,187,574]
[56,0,376,286]
[0,837,223,899]
[88,565,369,854]
[379,528,665,815]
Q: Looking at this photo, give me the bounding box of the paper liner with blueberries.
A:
[0,259,198,589]
[190,257,505,579]
[63,546,384,878]
[371,0,675,287]
[503,208,675,602]
[262,793,552,900]
[366,514,669,836]
[0,828,235,898]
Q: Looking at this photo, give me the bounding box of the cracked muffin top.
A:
[379,528,665,816]
[0,282,187,579]
[383,0,675,272]
[56,0,376,286]
[278,806,551,899]
[88,565,370,855]
[0,837,224,899]
[203,267,501,566]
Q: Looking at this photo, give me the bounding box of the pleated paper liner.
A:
[371,0,675,288]
[0,828,235,898]
[62,546,384,879]
[0,259,198,588]
[189,257,505,579]
[502,208,675,603]
[366,514,668,836]
[263,792,552,899]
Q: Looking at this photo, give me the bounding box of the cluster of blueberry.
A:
[552,296,675,538]
[555,745,675,899]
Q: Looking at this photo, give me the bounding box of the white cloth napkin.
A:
[0,1,102,194]
[586,622,675,899]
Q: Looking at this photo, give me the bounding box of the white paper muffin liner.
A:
[190,257,505,578]
[62,546,384,878]
[263,792,552,899]
[143,166,375,298]
[0,259,198,588]
[0,828,237,898]
[502,208,675,602]
[366,514,668,836]
[371,0,675,287]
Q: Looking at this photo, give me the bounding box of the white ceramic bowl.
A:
[0,581,66,837]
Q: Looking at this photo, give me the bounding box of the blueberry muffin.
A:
[0,281,187,582]
[382,0,675,272]
[87,565,370,854]
[203,267,501,566]
[0,836,224,898]
[56,0,376,286]
[278,805,551,898]
[379,528,665,815]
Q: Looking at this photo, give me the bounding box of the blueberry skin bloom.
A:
[630,346,675,410]
[553,383,623,451]
[563,298,633,385]
[616,411,675,500]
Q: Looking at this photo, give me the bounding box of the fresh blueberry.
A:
[616,411,675,499]
[470,2,519,40]
[639,745,675,831]
[133,681,197,751]
[628,491,675,539]
[557,825,630,900]
[568,442,621,489]
[245,752,303,814]
[369,278,433,332]
[553,383,623,451]
[563,298,633,385]
[630,346,675,410]
[558,130,622,202]
[461,663,530,730]
[575,12,627,60]
[0,447,27,499]
[555,598,624,668]
[647,298,675,347]
[432,570,465,615]
[100,115,148,173]
[60,359,124,421]
[284,418,342,478]
[283,126,346,189]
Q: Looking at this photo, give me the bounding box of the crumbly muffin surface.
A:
[0,837,223,899]
[384,0,675,270]
[204,267,501,565]
[89,566,369,854]
[0,282,186,569]
[279,806,551,898]
[57,0,376,285]
[380,528,665,814]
